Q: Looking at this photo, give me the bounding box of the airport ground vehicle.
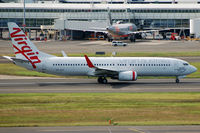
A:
[3,22,197,84]
[170,33,181,40]
[112,41,128,46]
[154,34,163,40]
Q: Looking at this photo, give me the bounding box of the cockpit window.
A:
[183,63,189,66]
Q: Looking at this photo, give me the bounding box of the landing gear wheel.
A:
[98,77,103,83]
[102,78,107,84]
[97,77,108,84]
[176,78,180,83]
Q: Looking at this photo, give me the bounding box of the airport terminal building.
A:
[1,2,200,39]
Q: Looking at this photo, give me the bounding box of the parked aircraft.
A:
[103,8,168,42]
[4,22,197,84]
[75,8,163,42]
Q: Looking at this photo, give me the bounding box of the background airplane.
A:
[4,22,197,84]
[71,8,165,42]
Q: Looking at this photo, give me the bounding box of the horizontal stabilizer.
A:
[3,56,29,63]
[2,56,13,61]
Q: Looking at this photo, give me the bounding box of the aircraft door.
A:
[41,59,47,73]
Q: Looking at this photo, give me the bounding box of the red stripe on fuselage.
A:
[115,26,120,33]
[112,34,129,38]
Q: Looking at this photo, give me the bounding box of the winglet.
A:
[84,55,95,68]
[61,50,68,57]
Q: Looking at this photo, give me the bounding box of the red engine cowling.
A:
[118,71,137,81]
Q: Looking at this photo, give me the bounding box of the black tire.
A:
[98,77,103,83]
[102,78,108,84]
[176,78,180,83]
[98,77,107,84]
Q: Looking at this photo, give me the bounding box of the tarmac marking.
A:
[40,130,72,132]
[107,127,112,133]
[129,128,147,133]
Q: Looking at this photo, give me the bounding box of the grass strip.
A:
[0,93,200,127]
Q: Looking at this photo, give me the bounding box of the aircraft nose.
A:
[107,26,112,31]
[190,65,197,73]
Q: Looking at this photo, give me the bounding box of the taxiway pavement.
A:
[0,78,199,93]
[1,126,200,133]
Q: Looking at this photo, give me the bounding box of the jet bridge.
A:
[54,19,108,40]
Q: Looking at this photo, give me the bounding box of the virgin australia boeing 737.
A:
[4,22,197,84]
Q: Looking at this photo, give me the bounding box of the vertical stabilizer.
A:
[7,22,54,69]
[107,7,112,26]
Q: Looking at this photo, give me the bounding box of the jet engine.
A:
[118,71,137,81]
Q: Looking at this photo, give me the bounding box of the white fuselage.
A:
[18,57,196,78]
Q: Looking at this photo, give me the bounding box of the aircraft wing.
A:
[129,29,169,34]
[68,27,108,33]
[84,55,118,77]
[89,27,108,33]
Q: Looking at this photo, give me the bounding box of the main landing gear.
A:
[98,77,108,84]
[176,77,180,83]
[130,35,136,42]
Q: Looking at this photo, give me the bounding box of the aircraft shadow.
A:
[37,81,197,89]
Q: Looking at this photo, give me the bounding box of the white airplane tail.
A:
[107,7,112,26]
[7,22,54,69]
